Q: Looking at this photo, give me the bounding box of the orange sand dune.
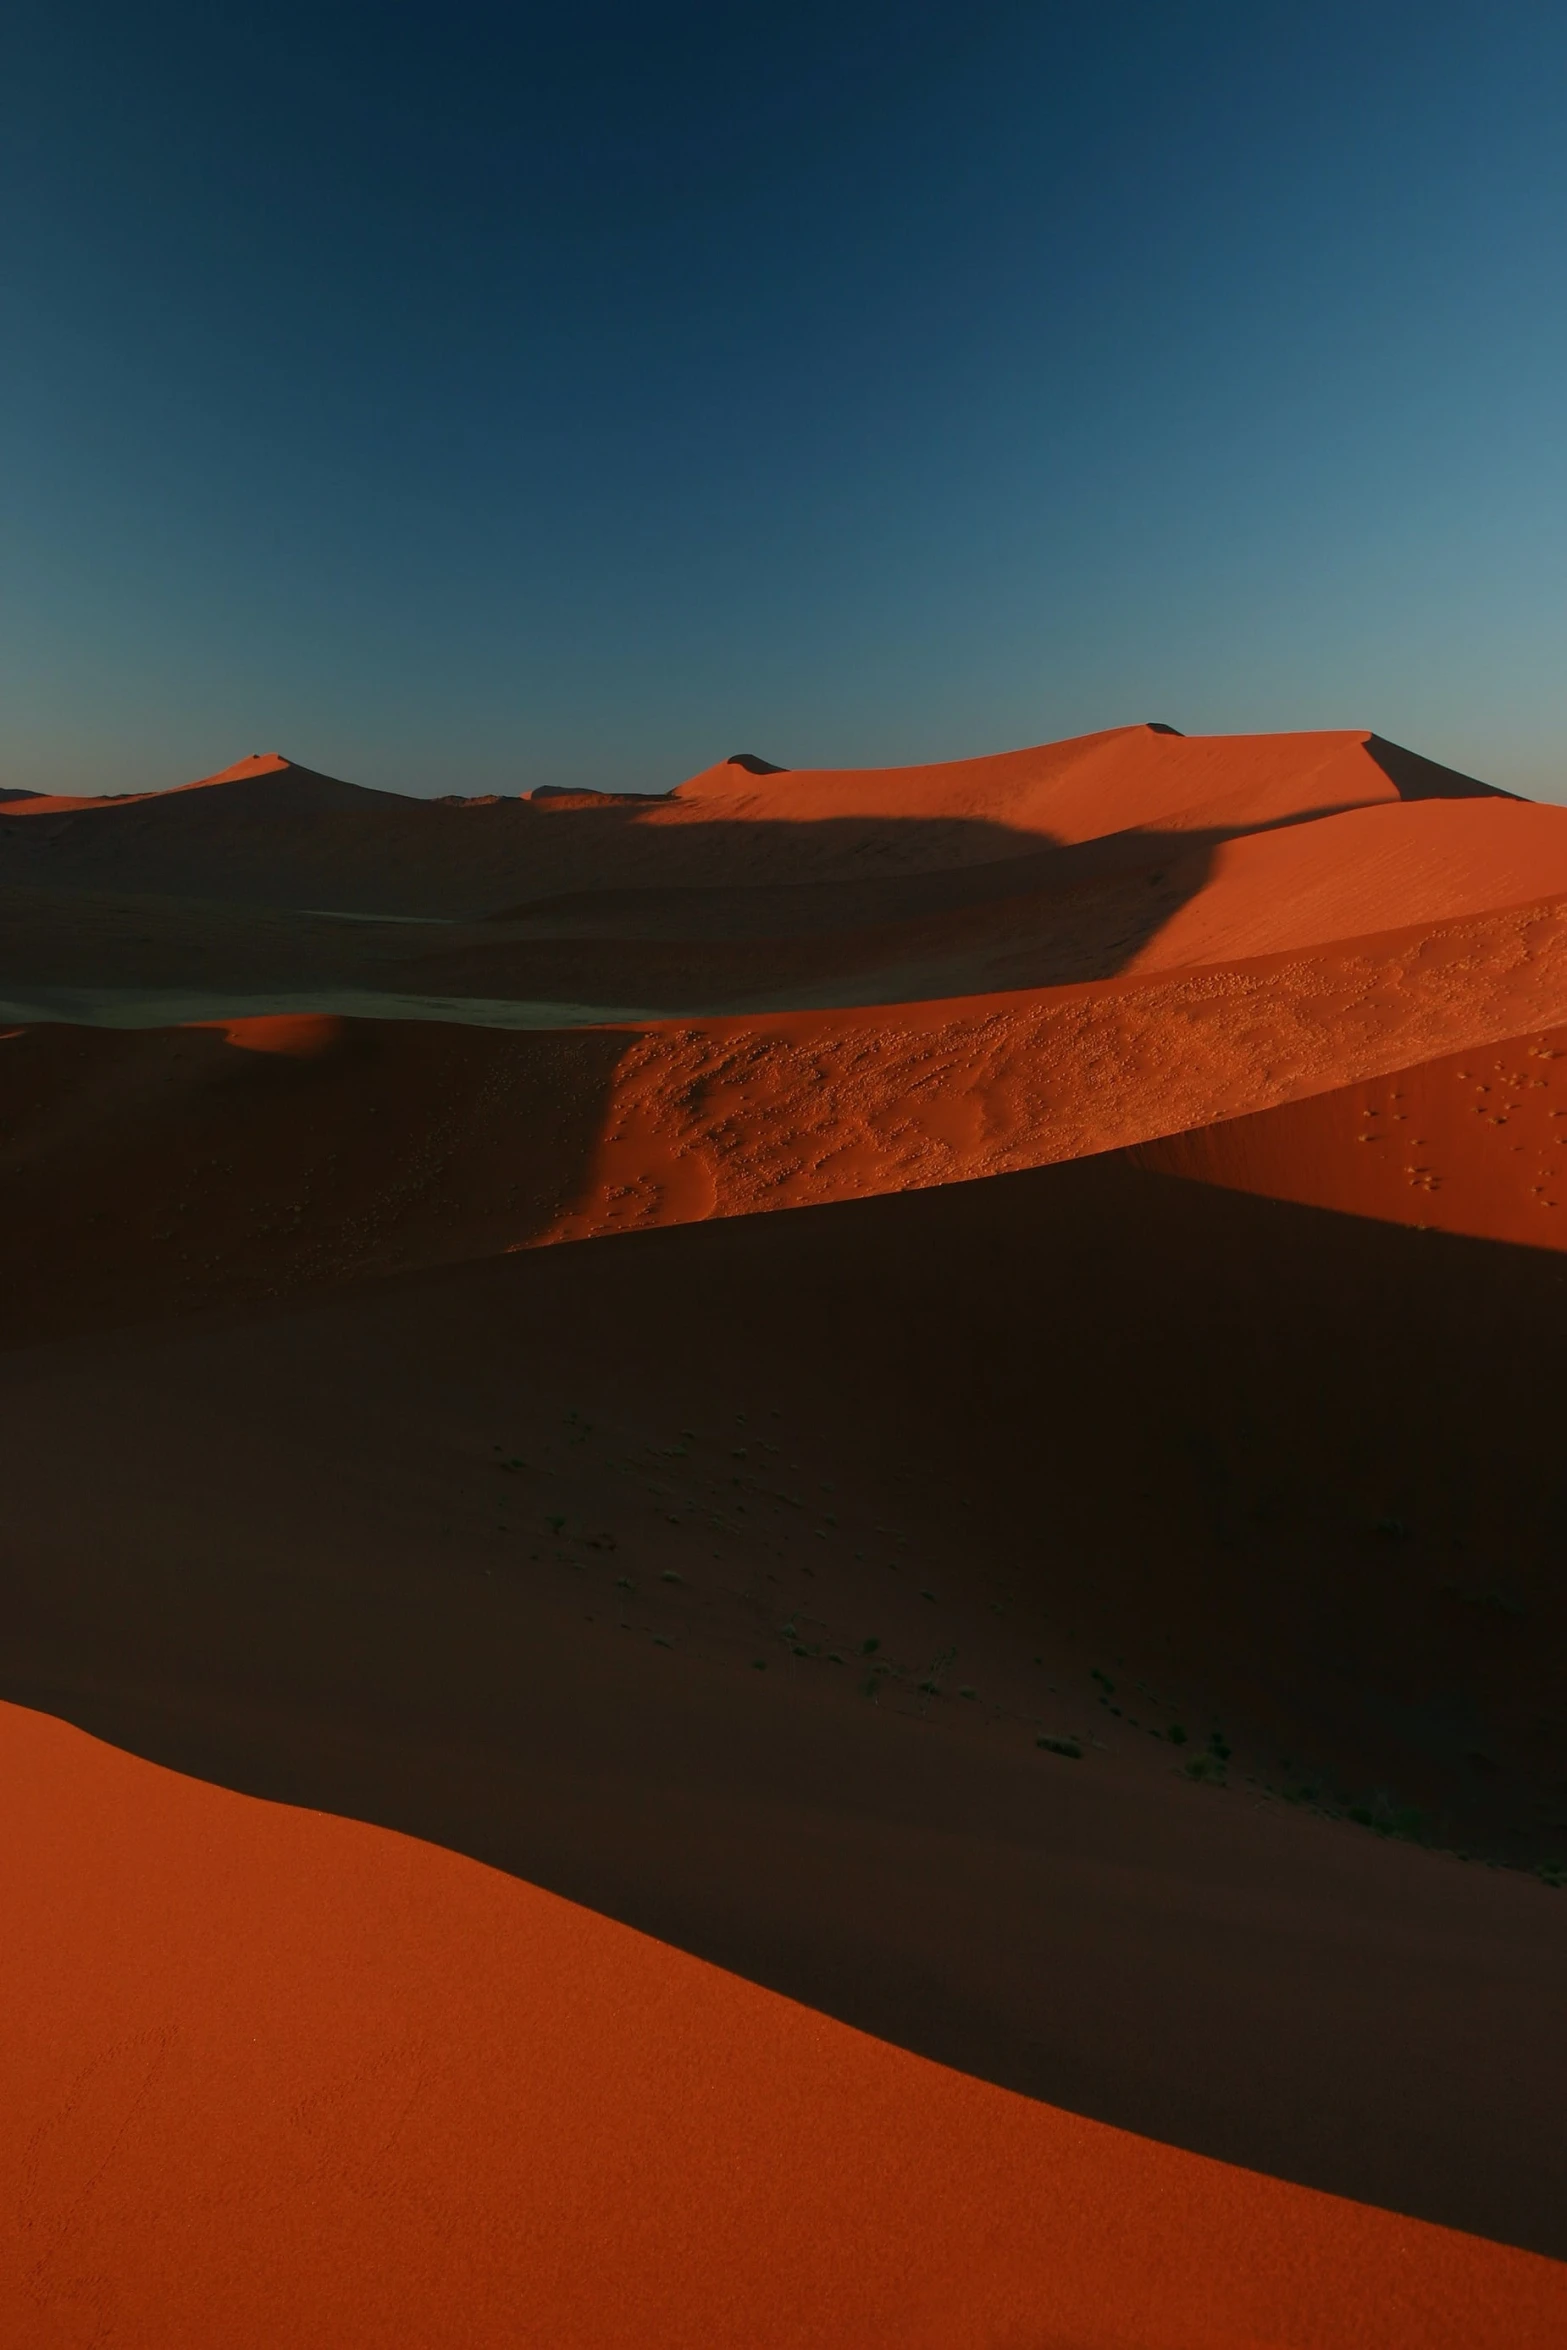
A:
[1134,1018,1567,1248]
[400,788,1567,1017]
[544,893,1567,1241]
[2,1698,1561,2350]
[1125,794,1567,974]
[676,721,1503,838]
[0,751,389,819]
[6,1147,1566,2228]
[0,725,1508,926]
[9,896,1567,1341]
[185,1011,347,1056]
[8,717,1567,2341]
[2,728,1556,1025]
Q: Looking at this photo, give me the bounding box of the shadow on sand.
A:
[2,1156,1565,2254]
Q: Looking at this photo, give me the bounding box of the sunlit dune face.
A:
[1,1698,1561,2350]
[185,1014,346,1057]
[1133,1021,1567,1249]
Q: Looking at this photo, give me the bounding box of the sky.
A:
[3,0,1565,800]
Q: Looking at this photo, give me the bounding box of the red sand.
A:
[543,895,1567,1242]
[7,721,1567,2336]
[674,724,1498,841]
[1133,1018,1567,1248]
[6,1154,1567,2229]
[2,1698,1560,2350]
[9,897,1567,1340]
[184,1011,347,1057]
[1125,796,1567,973]
[0,725,1517,926]
[0,751,296,816]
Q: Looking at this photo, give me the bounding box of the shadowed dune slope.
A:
[0,1017,627,1340]
[5,1701,1560,2350]
[5,1156,1566,2257]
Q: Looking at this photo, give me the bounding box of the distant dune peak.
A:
[725,752,789,774]
[191,752,296,787]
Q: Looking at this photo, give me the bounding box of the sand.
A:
[5,1157,1567,2243]
[9,899,1567,1341]
[1134,1018,1567,1248]
[4,721,1566,2338]
[6,1699,1561,2350]
[0,725,1521,928]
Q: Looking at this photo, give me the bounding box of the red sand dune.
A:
[9,898,1567,1339]
[543,895,1567,1242]
[1123,795,1567,973]
[674,723,1501,838]
[1134,1018,1567,1248]
[6,1149,1566,2232]
[0,750,292,817]
[6,722,1567,2337]
[184,1011,347,1057]
[0,725,1522,926]
[3,1699,1561,2350]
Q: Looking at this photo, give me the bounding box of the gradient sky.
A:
[4,1,1565,799]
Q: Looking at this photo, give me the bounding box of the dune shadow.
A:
[1,796,1431,1016]
[0,1015,630,1345]
[1363,734,1515,802]
[0,769,1438,1344]
[2,1156,1566,2254]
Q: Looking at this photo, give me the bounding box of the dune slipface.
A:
[3,724,1566,2339]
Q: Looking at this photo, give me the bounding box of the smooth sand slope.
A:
[1135,1020,1567,1248]
[7,1702,1561,2350]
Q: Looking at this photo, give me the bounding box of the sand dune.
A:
[3,730,1560,1035]
[0,750,389,819]
[5,1157,1567,2252]
[6,1701,1559,2350]
[1134,1018,1567,1248]
[5,720,1567,2338]
[675,722,1502,832]
[9,897,1567,1340]
[0,724,1514,929]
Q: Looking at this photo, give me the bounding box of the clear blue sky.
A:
[4,1,1564,798]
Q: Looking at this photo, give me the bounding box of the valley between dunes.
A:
[3,724,1566,2345]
